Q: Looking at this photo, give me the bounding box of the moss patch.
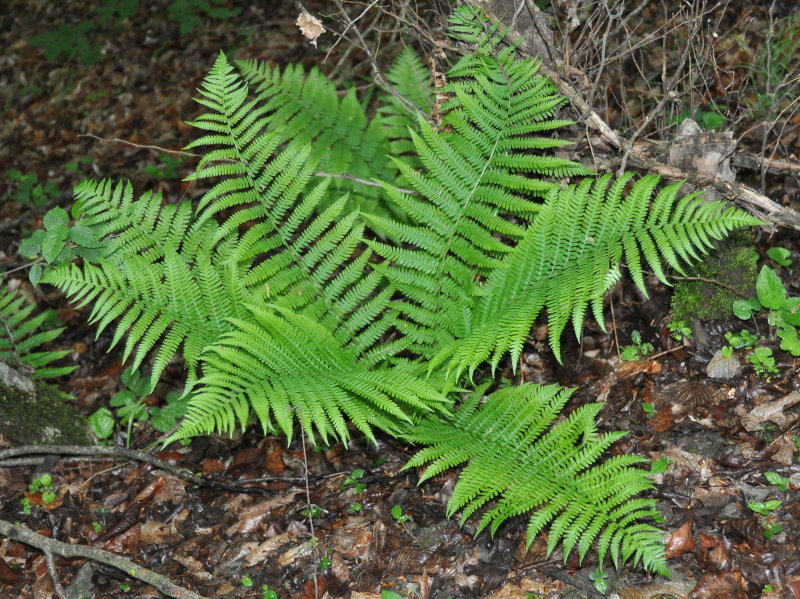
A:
[671,230,758,321]
[0,378,89,446]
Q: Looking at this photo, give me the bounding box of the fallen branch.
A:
[0,519,208,599]
[0,445,275,496]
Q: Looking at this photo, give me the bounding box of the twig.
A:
[79,133,200,158]
[0,519,207,599]
[0,445,275,496]
[45,550,68,599]
[669,274,751,298]
[298,413,319,599]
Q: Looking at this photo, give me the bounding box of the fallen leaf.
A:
[665,520,695,559]
[739,391,800,431]
[692,571,747,599]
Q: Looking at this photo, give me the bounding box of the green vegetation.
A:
[620,330,654,361]
[6,170,60,206]
[18,6,766,575]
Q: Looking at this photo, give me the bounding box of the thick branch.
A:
[0,519,208,599]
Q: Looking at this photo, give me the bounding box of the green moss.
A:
[671,230,758,321]
[0,378,89,446]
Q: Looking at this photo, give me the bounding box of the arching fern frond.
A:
[42,246,247,390]
[435,174,765,377]
[235,58,399,217]
[0,280,76,380]
[366,6,590,359]
[71,179,214,264]
[186,53,399,360]
[405,383,668,576]
[378,46,433,167]
[173,305,449,445]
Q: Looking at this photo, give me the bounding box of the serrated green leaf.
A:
[89,407,115,439]
[41,234,66,263]
[68,225,96,246]
[43,206,69,229]
[29,264,44,285]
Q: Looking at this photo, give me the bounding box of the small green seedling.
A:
[667,319,691,343]
[589,565,610,594]
[381,591,404,599]
[89,368,191,445]
[620,330,654,361]
[340,468,366,493]
[348,502,362,514]
[764,472,789,491]
[261,585,278,599]
[319,551,331,570]
[301,505,323,519]
[19,206,104,285]
[92,521,105,533]
[722,329,758,358]
[649,456,671,475]
[767,247,792,268]
[748,499,781,516]
[391,504,410,524]
[749,347,778,379]
[20,497,32,516]
[763,523,782,540]
[241,575,254,587]
[28,473,56,504]
[641,402,656,418]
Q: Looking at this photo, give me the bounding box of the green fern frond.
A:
[42,247,247,390]
[0,280,76,379]
[235,58,399,217]
[405,383,668,575]
[367,8,590,358]
[378,46,433,165]
[71,179,212,263]
[173,305,449,445]
[436,174,765,376]
[187,53,400,359]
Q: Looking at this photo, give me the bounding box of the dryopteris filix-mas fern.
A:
[24,4,764,576]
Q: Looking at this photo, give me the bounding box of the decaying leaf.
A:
[739,391,800,431]
[297,10,324,46]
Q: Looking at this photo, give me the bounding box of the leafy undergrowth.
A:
[2,1,800,598]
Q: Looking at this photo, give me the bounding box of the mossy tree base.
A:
[671,230,758,321]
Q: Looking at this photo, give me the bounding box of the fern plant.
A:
[22,4,764,578]
[0,280,76,380]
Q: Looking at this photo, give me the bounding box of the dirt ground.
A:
[1,1,800,598]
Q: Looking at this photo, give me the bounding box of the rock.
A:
[0,361,35,393]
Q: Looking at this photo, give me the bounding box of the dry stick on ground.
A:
[0,445,277,496]
[470,2,800,231]
[0,519,208,599]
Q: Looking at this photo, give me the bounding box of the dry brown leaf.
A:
[230,491,297,534]
[244,532,296,566]
[692,571,747,599]
[739,391,800,431]
[665,520,695,559]
[297,10,324,47]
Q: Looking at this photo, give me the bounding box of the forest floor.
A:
[1,1,800,598]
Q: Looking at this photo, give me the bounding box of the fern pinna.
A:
[25,4,764,577]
